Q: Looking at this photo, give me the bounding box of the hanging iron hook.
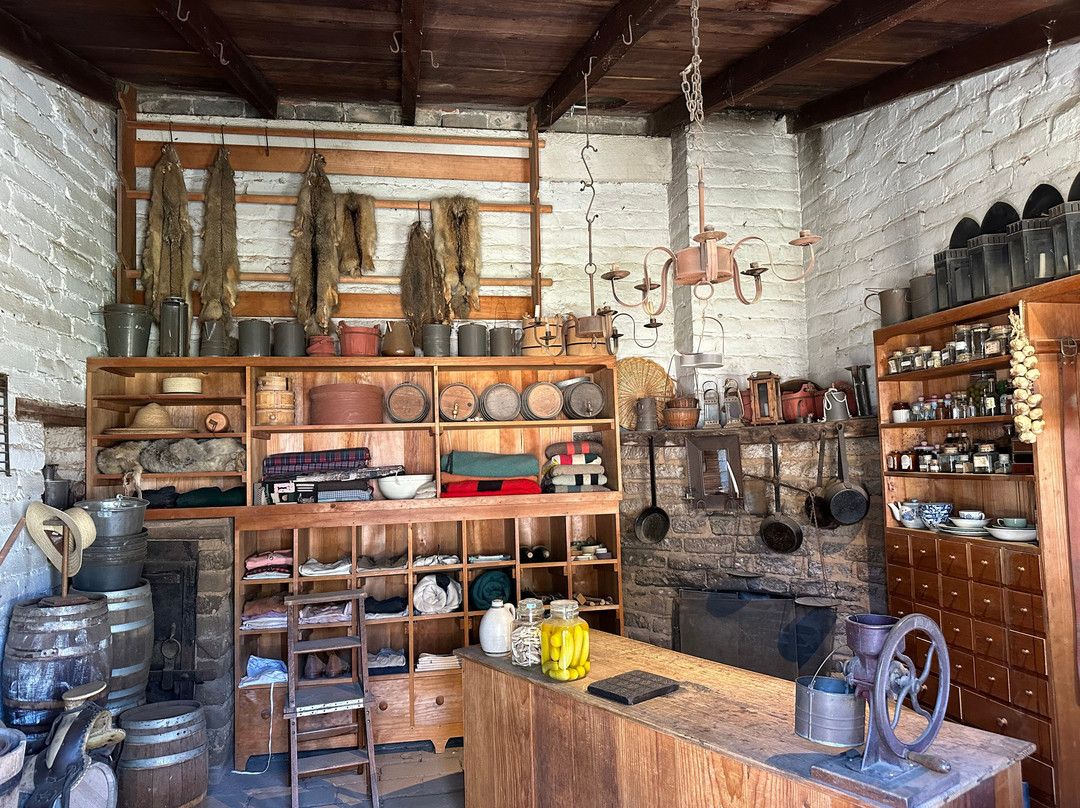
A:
[220,124,226,148]
[176,0,190,22]
[583,55,596,78]
[622,15,633,45]
[311,129,317,154]
[422,49,439,69]
[390,31,402,54]
[263,126,270,157]
[216,42,229,65]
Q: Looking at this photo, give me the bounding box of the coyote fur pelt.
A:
[142,143,194,322]
[290,154,340,335]
[336,192,377,276]
[400,221,449,348]
[431,196,481,319]
[198,147,240,325]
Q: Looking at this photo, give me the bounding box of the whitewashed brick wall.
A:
[799,42,1080,389]
[0,53,116,644]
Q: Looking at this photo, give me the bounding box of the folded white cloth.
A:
[414,480,438,499]
[416,652,461,671]
[413,554,461,567]
[299,601,352,624]
[242,570,291,580]
[299,556,352,576]
[368,648,407,669]
[239,655,288,687]
[357,554,408,571]
[412,574,463,614]
[467,554,512,563]
[366,609,408,620]
[240,615,287,630]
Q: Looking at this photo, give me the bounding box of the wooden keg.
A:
[479,383,521,421]
[0,729,26,808]
[563,380,607,419]
[520,382,564,420]
[386,383,431,423]
[438,383,478,421]
[308,383,384,425]
[256,375,289,391]
[1,596,112,752]
[255,389,294,410]
[71,581,153,715]
[519,316,565,356]
[118,701,207,808]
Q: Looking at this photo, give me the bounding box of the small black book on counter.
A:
[587,670,680,705]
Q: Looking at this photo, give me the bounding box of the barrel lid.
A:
[120,700,203,726]
[63,681,108,707]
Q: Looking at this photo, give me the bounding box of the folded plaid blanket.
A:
[542,463,604,478]
[263,448,371,477]
[544,441,601,459]
[441,479,542,498]
[545,453,601,466]
[542,483,610,494]
[547,473,607,487]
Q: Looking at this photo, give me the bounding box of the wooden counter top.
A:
[457,631,1033,808]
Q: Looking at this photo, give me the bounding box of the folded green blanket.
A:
[469,570,513,610]
[440,451,539,478]
[175,486,246,508]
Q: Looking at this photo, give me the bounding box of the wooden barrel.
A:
[439,383,478,421]
[256,374,289,391]
[520,382,564,421]
[254,407,295,425]
[0,729,26,808]
[118,701,207,808]
[1,596,112,752]
[479,383,521,421]
[563,380,607,419]
[71,581,153,715]
[255,389,294,410]
[519,316,565,356]
[563,314,613,357]
[386,382,431,423]
[309,383,384,425]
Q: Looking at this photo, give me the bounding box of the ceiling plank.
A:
[400,0,425,125]
[649,0,950,135]
[0,8,117,106]
[150,0,277,119]
[536,0,682,129]
[792,0,1080,130]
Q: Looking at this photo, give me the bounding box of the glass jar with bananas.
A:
[541,599,590,681]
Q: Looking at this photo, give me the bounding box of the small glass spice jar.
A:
[941,342,956,365]
[899,347,918,373]
[985,325,1009,357]
[930,350,942,368]
[971,323,991,360]
[973,443,996,474]
[511,598,545,667]
[888,350,904,375]
[541,599,589,682]
[995,452,1012,474]
[917,345,933,369]
[954,324,973,363]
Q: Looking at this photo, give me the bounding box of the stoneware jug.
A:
[478,599,516,657]
[382,321,415,357]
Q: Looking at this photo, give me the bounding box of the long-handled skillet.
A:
[760,436,803,553]
[635,435,671,543]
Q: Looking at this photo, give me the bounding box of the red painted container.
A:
[309,383,385,425]
[338,324,380,356]
[782,383,818,423]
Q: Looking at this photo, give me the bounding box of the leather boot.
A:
[303,653,326,680]
[325,651,351,679]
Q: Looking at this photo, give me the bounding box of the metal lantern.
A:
[747,371,782,426]
[934,217,981,308]
[1008,184,1063,289]
[1048,200,1080,279]
[968,233,1012,298]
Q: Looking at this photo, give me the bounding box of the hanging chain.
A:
[580,63,599,310]
[680,0,706,157]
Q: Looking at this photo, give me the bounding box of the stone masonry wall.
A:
[619,424,886,651]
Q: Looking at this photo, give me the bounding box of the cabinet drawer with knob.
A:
[1008,630,1047,675]
[938,575,970,614]
[912,570,940,608]
[940,612,972,652]
[1010,669,1050,718]
[1005,591,1044,635]
[889,597,914,620]
[887,565,913,600]
[1003,549,1041,593]
[960,689,1052,763]
[919,674,961,721]
[937,539,969,578]
[368,679,411,738]
[910,535,938,571]
[412,676,463,729]
[886,533,911,567]
[948,648,976,688]
[973,656,1010,701]
[971,620,1008,664]
[970,583,1004,623]
[968,545,1001,585]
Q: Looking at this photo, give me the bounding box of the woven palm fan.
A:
[617,357,675,429]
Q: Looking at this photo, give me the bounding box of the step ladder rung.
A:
[296,723,359,743]
[293,635,364,655]
[297,748,370,778]
[286,682,366,718]
[285,588,367,606]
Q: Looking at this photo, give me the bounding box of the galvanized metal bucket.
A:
[794,674,865,748]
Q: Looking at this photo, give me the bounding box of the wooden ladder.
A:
[283,589,380,808]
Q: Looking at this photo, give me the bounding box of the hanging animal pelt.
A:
[431,196,482,319]
[142,143,194,322]
[289,154,340,335]
[198,147,240,326]
[336,192,377,276]
[400,221,449,348]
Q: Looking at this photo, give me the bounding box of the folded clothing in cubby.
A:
[544,441,602,459]
[262,448,371,477]
[441,479,542,498]
[440,451,539,478]
[413,574,463,614]
[469,570,513,611]
[368,648,408,676]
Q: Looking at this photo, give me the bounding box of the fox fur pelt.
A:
[198,147,240,325]
[290,154,340,335]
[400,221,449,348]
[142,143,194,322]
[96,438,245,475]
[431,196,481,319]
[336,192,377,276]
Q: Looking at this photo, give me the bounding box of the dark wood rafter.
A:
[0,8,117,107]
[792,0,1080,131]
[116,85,137,304]
[649,0,951,135]
[536,0,681,129]
[400,0,425,126]
[14,398,86,427]
[149,0,277,119]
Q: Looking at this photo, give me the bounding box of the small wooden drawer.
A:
[912,570,940,607]
[971,620,1008,664]
[1010,670,1050,718]
[911,637,938,674]
[368,678,411,739]
[970,583,1004,623]
[948,648,976,688]
[890,597,914,620]
[1021,757,1055,808]
[412,675,463,729]
[888,565,913,601]
[920,674,961,721]
[1002,549,1041,593]
[1005,591,1044,635]
[941,612,972,652]
[938,540,969,578]
[938,576,970,614]
[973,657,1010,702]
[969,544,1001,585]
[886,534,911,566]
[960,689,1053,763]
[910,535,938,571]
[1008,631,1047,675]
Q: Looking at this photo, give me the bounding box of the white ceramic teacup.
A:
[958,510,984,520]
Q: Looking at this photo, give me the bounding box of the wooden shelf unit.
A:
[875,280,1080,808]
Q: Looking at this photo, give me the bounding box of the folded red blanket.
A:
[544,441,601,459]
[441,479,542,498]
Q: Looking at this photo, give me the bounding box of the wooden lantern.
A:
[747,371,782,426]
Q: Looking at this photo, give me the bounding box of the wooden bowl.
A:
[664,407,700,429]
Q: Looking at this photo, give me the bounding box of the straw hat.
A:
[25,502,97,576]
[105,403,189,434]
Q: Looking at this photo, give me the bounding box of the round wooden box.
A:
[308,383,384,425]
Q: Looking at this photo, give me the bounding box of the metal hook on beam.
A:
[216,42,229,65]
[176,0,190,22]
[622,15,633,46]
[422,49,439,68]
[583,55,597,78]
[390,31,402,54]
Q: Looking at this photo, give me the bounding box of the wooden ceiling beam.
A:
[649,0,949,135]
[0,8,117,107]
[400,0,425,126]
[536,0,681,130]
[792,0,1080,131]
[150,0,277,119]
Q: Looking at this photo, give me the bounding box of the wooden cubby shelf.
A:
[878,416,1013,430]
[883,472,1035,481]
[878,355,1010,382]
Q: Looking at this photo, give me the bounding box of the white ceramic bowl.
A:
[985,525,1038,542]
[377,474,434,500]
[949,517,990,528]
[899,517,925,530]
